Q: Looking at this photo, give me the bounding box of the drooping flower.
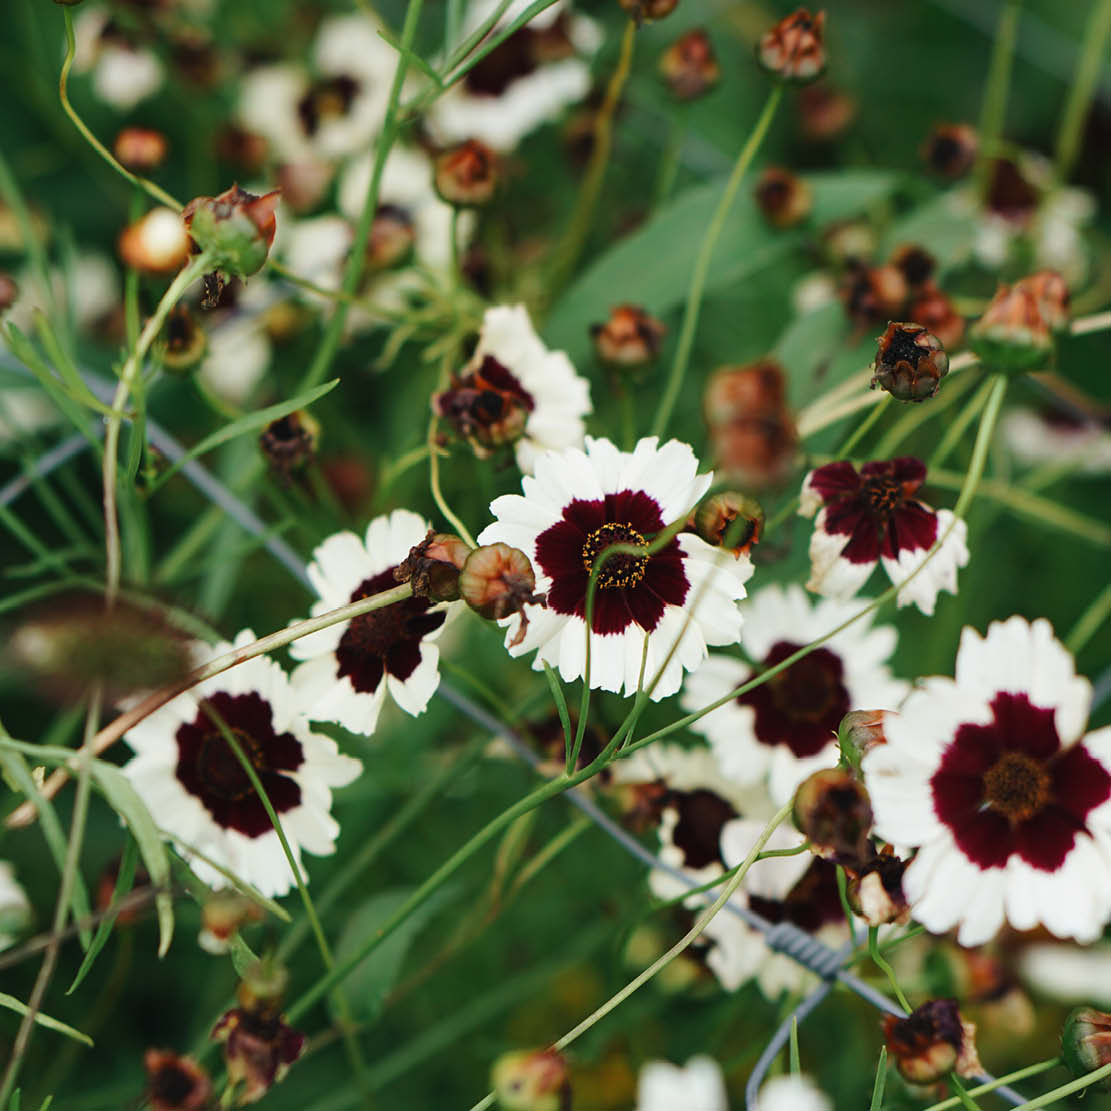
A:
[122,632,362,898]
[434,304,591,472]
[213,1008,305,1104]
[477,437,752,700]
[290,511,458,735]
[681,584,908,803]
[636,1056,728,1111]
[799,457,969,615]
[863,616,1111,946]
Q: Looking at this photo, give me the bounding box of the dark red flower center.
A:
[748,857,843,933]
[297,75,361,136]
[667,788,737,870]
[862,473,904,514]
[175,691,303,837]
[150,1062,198,1105]
[738,641,850,758]
[931,692,1111,872]
[436,355,535,448]
[534,489,689,636]
[336,567,446,695]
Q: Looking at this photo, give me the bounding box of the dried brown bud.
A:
[969,280,1053,373]
[491,1048,570,1111]
[212,1008,304,1105]
[259,410,320,479]
[658,28,720,101]
[793,766,874,862]
[434,357,532,453]
[846,850,909,926]
[1062,1007,1111,1090]
[114,127,169,171]
[922,123,979,180]
[459,544,544,645]
[890,245,936,291]
[590,304,667,369]
[199,893,264,955]
[435,139,499,207]
[906,282,966,352]
[144,1050,213,1111]
[367,204,416,271]
[704,359,789,424]
[183,185,280,277]
[884,1000,982,1085]
[841,262,909,328]
[692,492,763,556]
[797,82,855,141]
[755,167,813,229]
[0,273,17,313]
[159,304,207,373]
[618,0,678,24]
[757,9,827,83]
[394,530,471,602]
[870,321,949,403]
[118,207,191,274]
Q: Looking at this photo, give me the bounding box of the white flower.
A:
[755,1074,833,1111]
[7,252,120,340]
[636,1055,727,1111]
[73,7,163,112]
[0,391,60,446]
[0,862,32,953]
[681,584,908,803]
[122,632,362,898]
[425,0,601,151]
[290,510,457,735]
[1001,408,1111,475]
[1019,941,1111,1007]
[798,457,969,615]
[436,305,591,473]
[477,437,752,700]
[197,283,275,406]
[864,616,1111,947]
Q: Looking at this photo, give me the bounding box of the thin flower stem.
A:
[103,254,211,608]
[868,925,910,1012]
[648,843,811,911]
[543,664,574,770]
[928,375,995,469]
[836,394,889,458]
[949,1074,982,1111]
[1053,0,1111,180]
[427,419,478,547]
[975,0,1023,197]
[652,83,783,439]
[920,1058,1062,1111]
[762,495,800,537]
[1066,583,1111,655]
[550,18,637,293]
[869,1047,888,1111]
[1005,1062,1111,1109]
[4,582,415,829]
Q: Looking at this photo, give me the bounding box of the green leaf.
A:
[146,379,339,492]
[880,188,981,271]
[88,762,174,957]
[229,931,260,979]
[332,885,459,1023]
[30,312,116,419]
[869,1045,887,1110]
[0,993,93,1047]
[544,170,899,368]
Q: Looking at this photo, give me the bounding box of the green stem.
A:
[928,375,994,469]
[871,368,982,460]
[919,1058,1061,1111]
[1066,583,1111,655]
[868,926,910,1012]
[836,394,889,458]
[1053,0,1111,180]
[1007,1062,1111,1109]
[975,0,1023,197]
[652,84,784,438]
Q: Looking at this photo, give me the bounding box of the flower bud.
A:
[841,263,908,328]
[658,29,720,101]
[212,1008,304,1105]
[199,892,264,955]
[755,167,813,229]
[1062,1007,1111,1090]
[838,709,892,766]
[113,127,169,171]
[870,321,949,403]
[846,850,909,926]
[968,281,1053,373]
[435,139,499,207]
[590,304,666,369]
[459,544,544,645]
[692,492,763,556]
[158,304,206,373]
[883,1000,982,1085]
[797,82,855,141]
[394,529,470,603]
[237,958,290,1018]
[259,410,320,479]
[793,766,873,862]
[906,282,965,352]
[276,160,334,213]
[922,123,978,180]
[144,1050,213,1111]
[1020,269,1069,332]
[118,207,191,274]
[757,9,827,84]
[890,244,936,291]
[183,184,279,278]
[618,0,678,24]
[491,1048,570,1111]
[0,273,17,313]
[367,204,416,271]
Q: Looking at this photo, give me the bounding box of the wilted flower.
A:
[846,849,909,926]
[144,1050,213,1111]
[114,127,169,171]
[840,263,908,328]
[691,493,763,556]
[870,321,949,402]
[1061,1007,1111,1090]
[883,999,982,1084]
[797,82,855,141]
[213,1007,305,1105]
[756,9,827,83]
[922,122,978,179]
[259,410,320,479]
[1020,269,1069,331]
[118,207,191,274]
[793,766,874,862]
[968,279,1053,372]
[434,139,499,206]
[158,305,206,373]
[658,29,720,101]
[754,167,812,228]
[183,185,280,278]
[491,1048,570,1111]
[394,530,471,603]
[591,304,667,369]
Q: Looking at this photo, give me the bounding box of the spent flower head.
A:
[183,184,280,277]
[870,321,950,403]
[757,9,827,83]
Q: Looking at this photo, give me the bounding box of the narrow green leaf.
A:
[869,1046,887,1110]
[4,326,100,444]
[166,837,291,923]
[147,379,339,492]
[229,931,260,979]
[0,993,93,1046]
[30,312,115,418]
[789,1015,800,1074]
[376,28,443,85]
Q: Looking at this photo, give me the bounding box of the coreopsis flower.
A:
[922,122,978,179]
[1062,1007,1111,1089]
[477,437,752,700]
[491,1049,570,1111]
[425,0,602,151]
[118,207,191,275]
[0,862,31,953]
[122,631,362,898]
[1018,942,1111,1007]
[870,321,949,403]
[798,457,969,615]
[1001,407,1111,475]
[658,29,720,102]
[756,9,827,83]
[846,849,910,926]
[213,1007,305,1104]
[434,139,499,206]
[884,999,982,1085]
[289,511,458,735]
[73,7,163,111]
[755,167,812,229]
[681,584,908,803]
[144,1050,213,1111]
[864,617,1111,946]
[196,283,276,405]
[591,304,666,369]
[636,1056,727,1111]
[6,250,120,342]
[435,306,591,472]
[755,1075,833,1111]
[114,127,169,171]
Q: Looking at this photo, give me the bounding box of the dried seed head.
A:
[212,1007,305,1105]
[922,122,978,180]
[459,544,545,645]
[692,492,764,556]
[618,0,678,24]
[434,355,534,453]
[259,410,320,479]
[658,28,720,101]
[870,321,949,403]
[590,304,667,369]
[144,1050,213,1111]
[435,139,499,207]
[0,272,17,313]
[183,184,280,278]
[797,82,855,141]
[491,1048,571,1111]
[366,204,416,271]
[158,304,207,373]
[118,207,191,274]
[704,359,789,423]
[394,529,471,602]
[906,282,966,352]
[884,1000,982,1085]
[757,9,827,83]
[793,766,874,863]
[840,262,909,328]
[969,280,1054,373]
[1062,1007,1111,1090]
[199,892,265,955]
[890,244,936,291]
[114,127,169,171]
[846,850,910,926]
[755,167,813,229]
